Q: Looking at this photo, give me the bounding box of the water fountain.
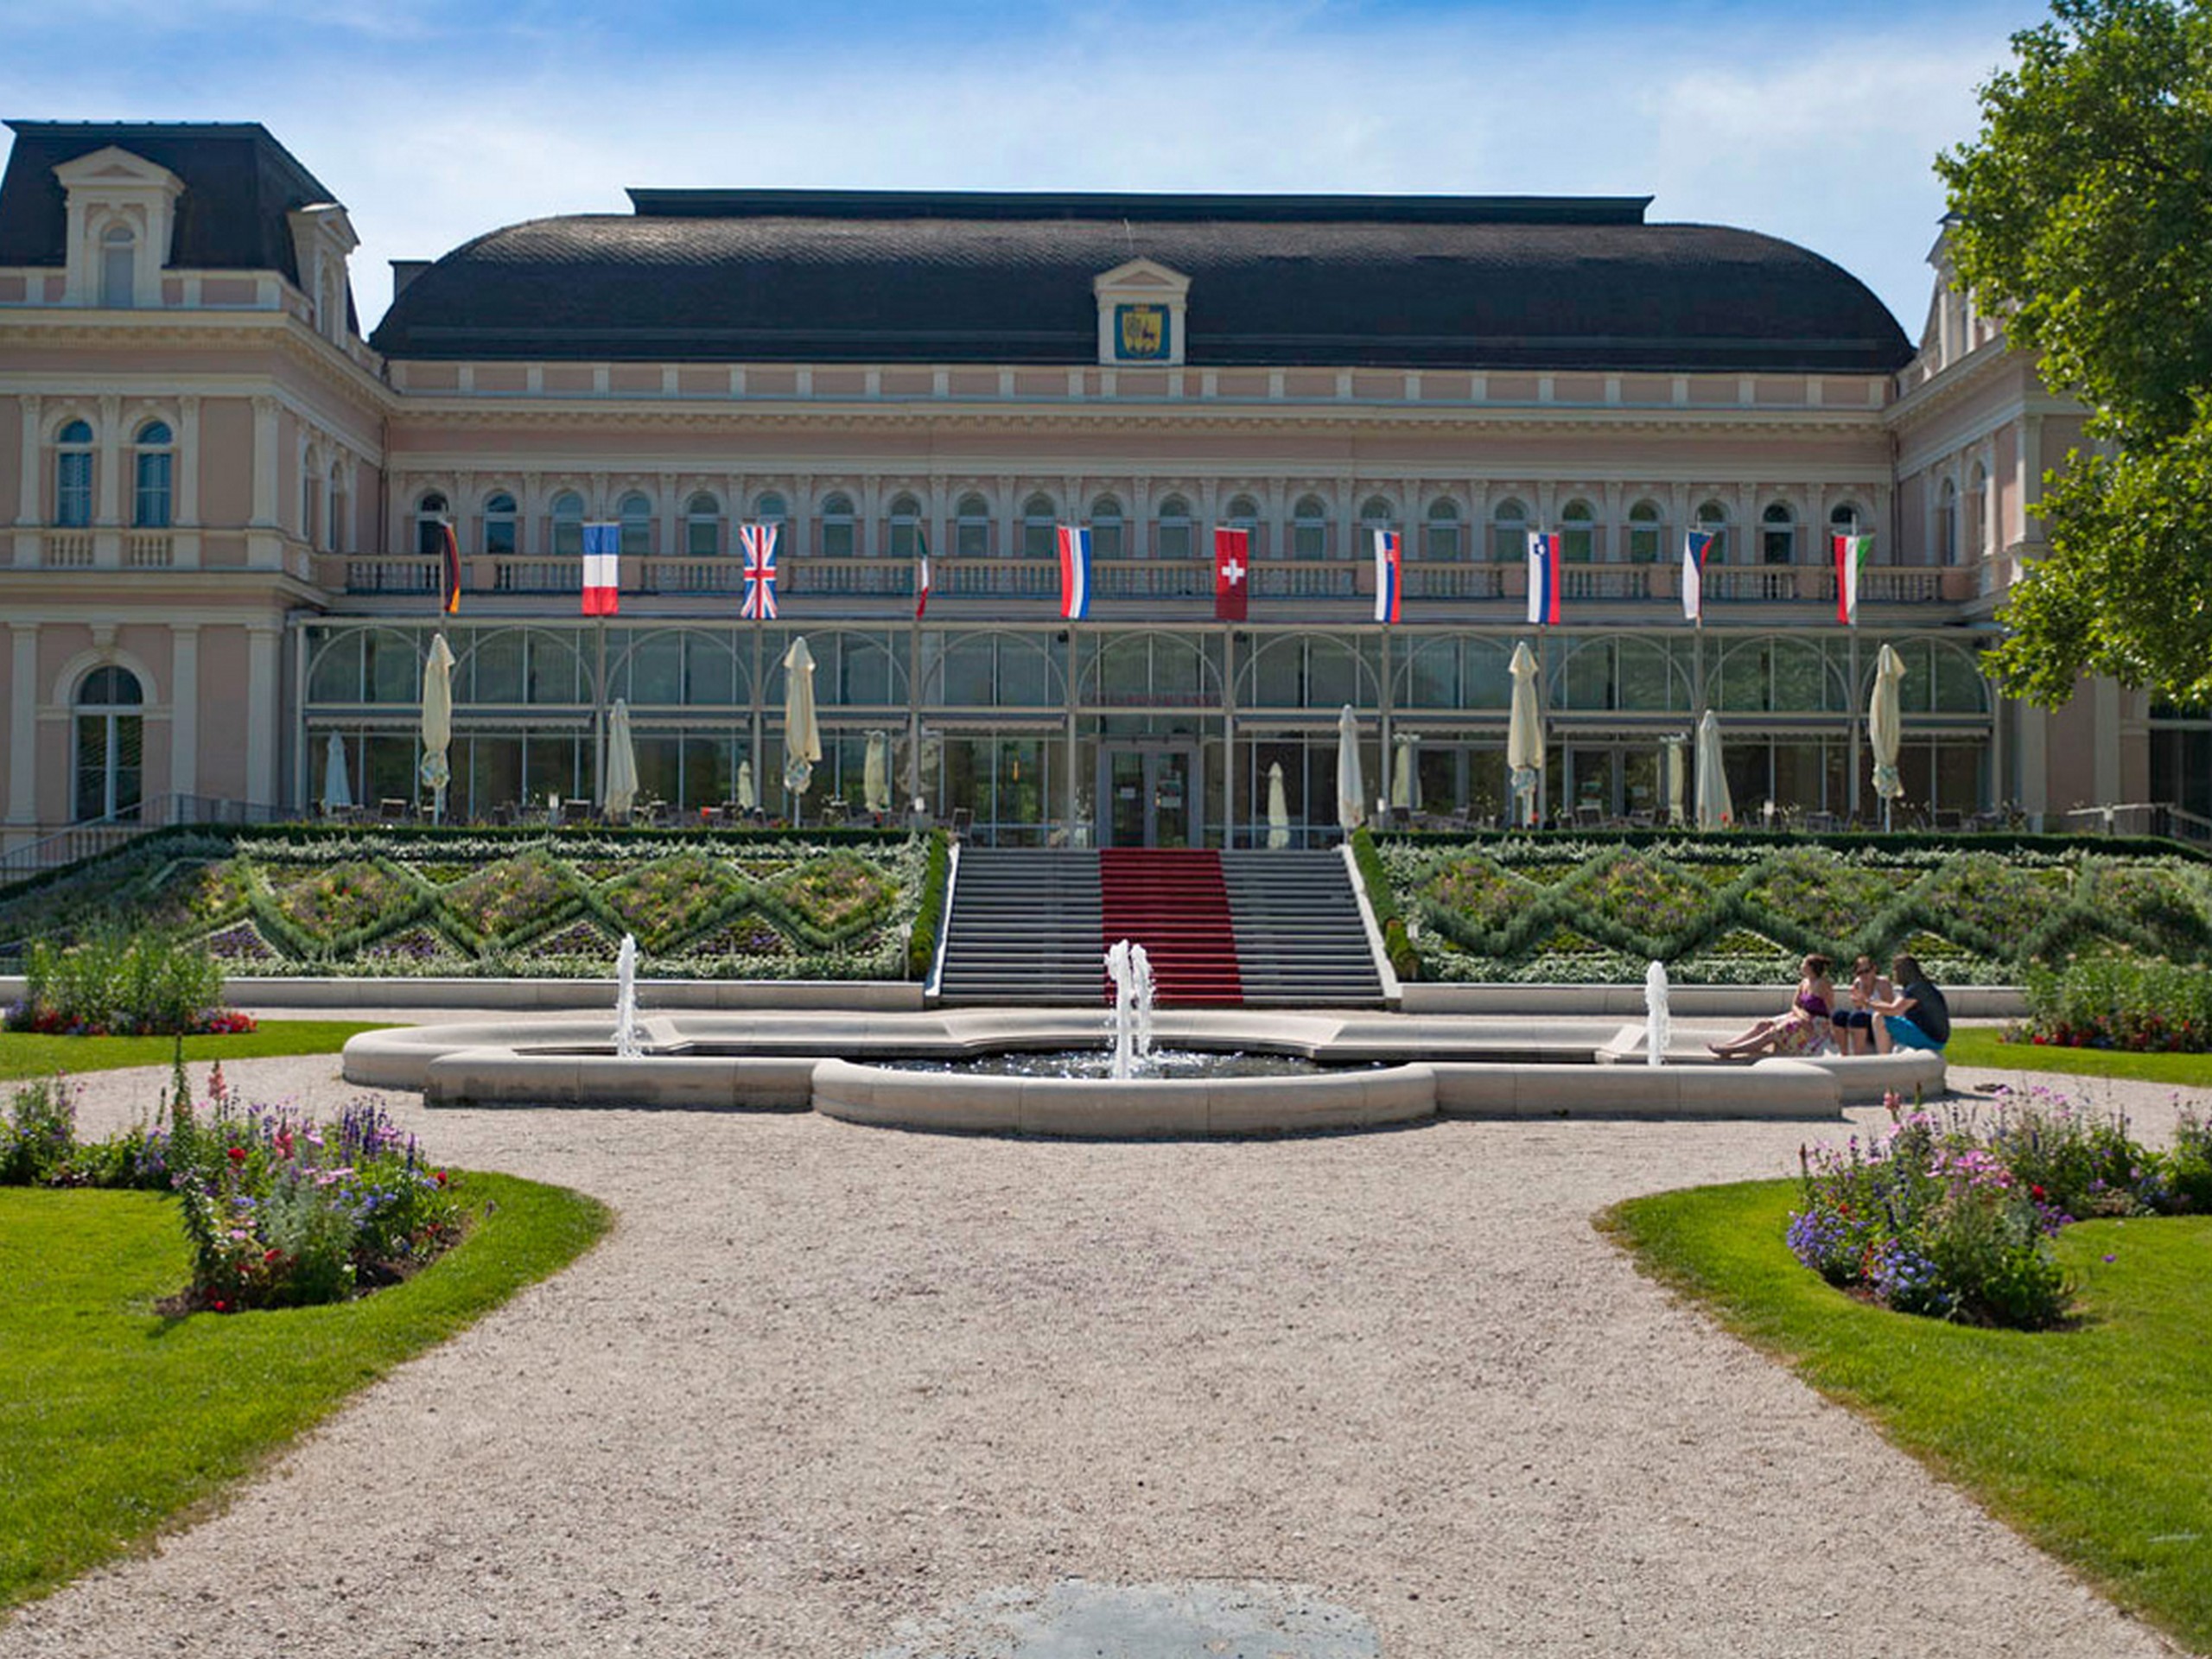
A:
[1103,939,1155,1080]
[1644,960,1670,1069]
[613,934,644,1060]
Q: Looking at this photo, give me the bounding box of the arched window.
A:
[100,226,135,308]
[415,491,450,557]
[131,421,173,530]
[1155,493,1192,560]
[819,492,857,558]
[618,492,652,557]
[955,492,991,557]
[685,493,721,557]
[1760,502,1797,565]
[482,491,518,556]
[1694,499,1730,564]
[1357,495,1395,561]
[550,490,584,556]
[1090,494,1124,561]
[328,463,349,555]
[1828,501,1865,538]
[1627,499,1663,563]
[1490,498,1528,563]
[1939,478,1960,565]
[54,419,93,527]
[1022,493,1058,559]
[887,493,922,560]
[1224,493,1265,561]
[753,492,789,556]
[73,665,143,823]
[1421,499,1462,562]
[1292,494,1329,561]
[1560,499,1597,564]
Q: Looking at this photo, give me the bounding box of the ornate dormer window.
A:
[287,202,360,345]
[1092,258,1191,367]
[53,145,185,308]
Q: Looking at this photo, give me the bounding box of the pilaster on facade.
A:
[7,623,40,825]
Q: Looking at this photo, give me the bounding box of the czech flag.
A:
[1682,530,1715,621]
[1058,524,1091,620]
[1372,528,1401,625]
[1527,531,1561,625]
[1834,533,1873,625]
[437,519,462,615]
[1215,526,1249,622]
[582,522,620,617]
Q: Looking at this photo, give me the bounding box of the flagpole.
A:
[906,538,922,820]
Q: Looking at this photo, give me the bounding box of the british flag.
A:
[741,522,779,620]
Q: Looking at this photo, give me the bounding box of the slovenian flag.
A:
[1058,524,1091,621]
[1527,531,1561,626]
[438,519,461,615]
[914,530,931,620]
[1834,533,1873,625]
[1682,530,1715,621]
[582,522,620,616]
[741,522,779,620]
[1372,529,1401,625]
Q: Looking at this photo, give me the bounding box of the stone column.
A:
[7,623,38,826]
[169,626,200,800]
[177,396,201,525]
[245,623,280,809]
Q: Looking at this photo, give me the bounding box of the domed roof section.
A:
[370,191,1911,374]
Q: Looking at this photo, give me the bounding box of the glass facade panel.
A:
[470,632,525,703]
[367,631,418,703]
[685,636,739,707]
[627,634,683,704]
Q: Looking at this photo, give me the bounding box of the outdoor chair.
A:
[950,807,973,840]
[378,798,410,823]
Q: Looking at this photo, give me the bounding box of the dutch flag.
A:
[582,522,620,617]
[1373,528,1402,625]
[1527,531,1561,626]
[1058,524,1091,621]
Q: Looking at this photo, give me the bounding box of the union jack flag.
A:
[741,522,779,620]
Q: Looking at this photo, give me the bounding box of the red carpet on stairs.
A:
[1097,849,1244,1006]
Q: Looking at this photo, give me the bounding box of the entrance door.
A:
[1102,745,1198,848]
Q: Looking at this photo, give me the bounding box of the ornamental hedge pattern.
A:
[0,827,934,981]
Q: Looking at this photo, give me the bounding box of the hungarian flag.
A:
[1057,524,1091,620]
[1834,533,1873,625]
[914,530,931,620]
[741,522,779,620]
[1527,531,1561,625]
[581,522,620,617]
[437,519,461,615]
[1372,529,1401,624]
[1214,526,1249,622]
[1682,530,1715,621]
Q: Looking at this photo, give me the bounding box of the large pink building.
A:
[2,119,2199,861]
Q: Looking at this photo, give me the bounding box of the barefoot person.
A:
[1834,955,1891,1057]
[1866,954,1950,1054]
[1708,955,1834,1059]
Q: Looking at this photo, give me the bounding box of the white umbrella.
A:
[1507,640,1544,828]
[1695,709,1733,830]
[418,632,455,821]
[1266,760,1291,849]
[1392,735,1420,814]
[1870,642,1907,830]
[782,637,822,807]
[736,758,756,813]
[863,730,891,815]
[1664,735,1687,825]
[321,733,352,814]
[603,698,639,822]
[1335,705,1365,834]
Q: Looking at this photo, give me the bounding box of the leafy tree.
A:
[1936,0,2212,708]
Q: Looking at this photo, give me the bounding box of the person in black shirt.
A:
[1867,953,1949,1053]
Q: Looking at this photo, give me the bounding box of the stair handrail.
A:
[1336,842,1402,1006]
[924,840,962,1001]
[0,792,283,884]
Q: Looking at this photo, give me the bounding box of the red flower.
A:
[209,1299,227,1313]
[226,1146,246,1163]
[433,1169,448,1186]
[2031,1185,2047,1201]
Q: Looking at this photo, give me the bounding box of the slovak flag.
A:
[1373,529,1402,625]
[914,530,931,620]
[1527,531,1561,625]
[1057,524,1091,620]
[1682,530,1716,621]
[1834,533,1873,625]
[741,522,779,620]
[1215,526,1249,622]
[581,522,620,617]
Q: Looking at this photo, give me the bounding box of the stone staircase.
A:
[1220,849,1387,1007]
[932,849,1106,1005]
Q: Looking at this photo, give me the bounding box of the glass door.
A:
[1101,744,1199,847]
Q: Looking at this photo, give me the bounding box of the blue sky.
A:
[1,0,2050,334]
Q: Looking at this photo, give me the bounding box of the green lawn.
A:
[0,1020,391,1083]
[1948,1026,2212,1089]
[1601,1180,2212,1651]
[0,1175,610,1611]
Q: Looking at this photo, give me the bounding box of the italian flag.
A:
[1834,534,1872,625]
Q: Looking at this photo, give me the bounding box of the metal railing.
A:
[0,793,285,883]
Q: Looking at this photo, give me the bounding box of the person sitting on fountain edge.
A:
[1707,955,1834,1060]
[1864,954,1950,1053]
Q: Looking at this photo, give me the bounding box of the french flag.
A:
[1682,530,1715,621]
[1058,524,1091,621]
[582,522,620,617]
[1527,531,1561,626]
[1372,528,1401,624]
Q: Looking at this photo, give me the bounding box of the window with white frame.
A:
[54,419,93,527]
[73,664,143,822]
[132,421,173,529]
[685,493,721,557]
[1761,502,1797,565]
[1022,493,1058,559]
[100,226,135,308]
[1627,499,1663,563]
[483,491,518,556]
[955,492,990,557]
[1560,498,1597,563]
[1422,499,1461,562]
[618,492,652,557]
[820,492,857,558]
[1090,495,1124,561]
[1292,494,1329,560]
[1490,498,1528,563]
[1155,493,1193,560]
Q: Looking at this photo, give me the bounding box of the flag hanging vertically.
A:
[1215,526,1249,622]
[914,529,931,620]
[1682,529,1716,621]
[437,519,462,615]
[1057,524,1091,620]
[1834,533,1873,625]
[581,522,620,617]
[1527,531,1562,626]
[1372,528,1402,624]
[740,522,779,620]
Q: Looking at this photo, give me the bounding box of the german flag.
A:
[439,520,462,614]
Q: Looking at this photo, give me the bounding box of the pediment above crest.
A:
[1091,257,1192,298]
[1093,259,1189,366]
[54,146,185,196]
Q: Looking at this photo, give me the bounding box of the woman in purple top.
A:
[1707,954,1835,1060]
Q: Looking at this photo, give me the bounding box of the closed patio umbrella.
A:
[782,636,822,814]
[1266,760,1291,849]
[736,757,756,813]
[418,632,455,823]
[863,730,892,815]
[1507,640,1544,828]
[1870,642,1907,831]
[321,732,352,815]
[1664,734,1687,825]
[1695,709,1732,830]
[1392,734,1420,815]
[1336,705,1365,834]
[603,698,639,822]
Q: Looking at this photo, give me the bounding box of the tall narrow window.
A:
[618,492,652,557]
[1022,493,1058,559]
[1694,500,1730,564]
[54,419,93,527]
[1155,493,1193,560]
[1422,499,1462,562]
[483,491,518,556]
[1761,502,1797,565]
[1627,499,1663,563]
[1560,499,1597,563]
[301,448,322,548]
[820,492,856,558]
[415,492,451,556]
[1357,496,1395,562]
[550,490,584,556]
[100,226,135,308]
[1292,494,1329,560]
[1939,479,1960,566]
[328,465,349,554]
[685,493,721,556]
[955,493,990,558]
[1490,498,1528,563]
[1090,495,1124,561]
[73,665,144,823]
[887,493,921,560]
[753,492,789,556]
[131,421,173,529]
[1224,494,1264,560]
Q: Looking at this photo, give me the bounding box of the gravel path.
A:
[3,1036,2200,1658]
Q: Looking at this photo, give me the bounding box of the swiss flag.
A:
[1214,526,1249,622]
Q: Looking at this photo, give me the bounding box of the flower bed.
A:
[2021,950,2212,1052]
